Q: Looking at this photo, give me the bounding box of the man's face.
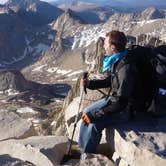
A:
[104,36,117,55]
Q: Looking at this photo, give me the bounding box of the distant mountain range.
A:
[52,0,166,10]
[0,0,165,80]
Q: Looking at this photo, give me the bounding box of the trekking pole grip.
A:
[83,72,88,94]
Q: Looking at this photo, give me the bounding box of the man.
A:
[78,30,139,154]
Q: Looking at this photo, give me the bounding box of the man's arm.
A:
[87,76,111,90]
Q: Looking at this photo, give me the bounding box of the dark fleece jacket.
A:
[86,56,140,121]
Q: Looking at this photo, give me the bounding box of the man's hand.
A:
[80,72,89,94]
[82,114,91,125]
[80,78,89,94]
[80,78,88,87]
[81,108,106,126]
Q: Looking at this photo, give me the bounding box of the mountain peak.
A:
[7,0,38,3]
[6,0,39,6]
[5,0,63,25]
[141,6,165,19]
[62,8,86,23]
[6,0,41,11]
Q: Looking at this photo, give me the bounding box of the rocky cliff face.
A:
[0,8,26,66]
[0,0,64,69]
[0,6,56,69]
[140,6,165,20]
[0,70,32,92]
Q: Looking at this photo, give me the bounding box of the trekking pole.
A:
[67,72,88,155]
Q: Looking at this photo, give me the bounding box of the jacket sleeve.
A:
[102,63,135,113]
[87,76,111,90]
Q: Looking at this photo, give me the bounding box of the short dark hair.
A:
[106,30,127,52]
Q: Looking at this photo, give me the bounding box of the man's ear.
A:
[110,44,117,53]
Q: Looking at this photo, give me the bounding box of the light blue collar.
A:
[102,49,128,73]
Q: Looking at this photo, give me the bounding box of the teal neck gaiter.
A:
[102,49,128,73]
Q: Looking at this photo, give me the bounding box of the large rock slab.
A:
[0,110,35,141]
[65,97,83,141]
[0,136,69,166]
[106,116,166,166]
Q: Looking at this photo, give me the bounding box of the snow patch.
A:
[72,78,78,81]
[56,69,72,75]
[17,107,38,114]
[67,70,83,77]
[55,99,63,103]
[0,89,19,96]
[72,27,106,49]
[51,121,56,126]
[137,19,157,27]
[6,89,19,96]
[32,64,47,72]
[47,67,58,73]
[32,119,42,124]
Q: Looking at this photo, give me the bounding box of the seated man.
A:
[78,30,141,153]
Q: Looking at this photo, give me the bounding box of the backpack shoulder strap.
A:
[115,49,132,72]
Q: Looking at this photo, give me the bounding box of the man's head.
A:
[104,30,127,55]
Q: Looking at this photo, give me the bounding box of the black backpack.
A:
[115,45,156,113]
[124,45,166,115]
[149,45,166,116]
[128,45,156,111]
[111,45,166,115]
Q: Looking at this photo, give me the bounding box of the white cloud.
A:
[40,0,58,3]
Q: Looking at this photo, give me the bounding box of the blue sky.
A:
[0,0,55,4]
[0,0,165,5]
